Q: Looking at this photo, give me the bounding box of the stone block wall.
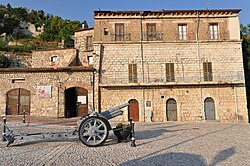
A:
[100,85,248,123]
[32,49,78,68]
[0,70,93,117]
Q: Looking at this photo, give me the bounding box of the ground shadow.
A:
[10,137,78,147]
[135,128,186,140]
[120,147,235,166]
[120,152,207,166]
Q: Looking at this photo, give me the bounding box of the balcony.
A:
[175,32,196,41]
[111,33,131,41]
[142,32,163,41]
[205,32,229,41]
[100,71,244,86]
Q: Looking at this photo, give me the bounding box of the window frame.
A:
[128,63,138,83]
[209,23,218,40]
[166,63,175,82]
[178,24,187,40]
[203,62,213,81]
[115,23,125,41]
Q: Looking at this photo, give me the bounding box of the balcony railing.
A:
[100,71,244,85]
[142,32,163,41]
[175,32,196,41]
[111,33,131,41]
[205,32,229,41]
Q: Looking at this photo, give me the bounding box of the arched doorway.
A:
[166,98,177,121]
[6,89,30,115]
[128,99,139,121]
[65,87,88,118]
[204,97,216,120]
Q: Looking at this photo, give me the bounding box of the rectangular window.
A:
[209,23,218,40]
[115,23,124,41]
[203,62,213,81]
[104,28,108,35]
[88,55,93,65]
[178,24,187,40]
[128,64,137,83]
[146,23,156,41]
[86,36,93,51]
[146,101,152,107]
[12,78,25,83]
[166,63,175,82]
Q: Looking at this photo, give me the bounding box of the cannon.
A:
[2,103,135,147]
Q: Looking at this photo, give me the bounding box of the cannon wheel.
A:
[78,116,109,147]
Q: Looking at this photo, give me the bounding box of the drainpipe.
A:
[92,69,96,111]
[234,85,239,123]
[98,44,104,113]
[140,11,146,122]
[196,11,204,120]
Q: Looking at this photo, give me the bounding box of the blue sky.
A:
[0,0,249,26]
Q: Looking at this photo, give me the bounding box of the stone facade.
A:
[0,48,94,118]
[0,9,248,123]
[88,10,248,123]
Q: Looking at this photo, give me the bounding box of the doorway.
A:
[65,87,88,118]
[128,99,139,121]
[166,98,177,121]
[204,97,216,120]
[6,89,30,115]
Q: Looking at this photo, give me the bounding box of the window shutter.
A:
[133,64,137,82]
[170,63,175,81]
[208,62,212,81]
[129,64,133,82]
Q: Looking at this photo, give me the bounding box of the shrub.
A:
[0,53,10,68]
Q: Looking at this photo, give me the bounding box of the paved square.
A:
[1,122,249,165]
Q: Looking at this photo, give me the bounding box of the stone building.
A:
[80,9,247,123]
[0,9,249,123]
[0,48,94,118]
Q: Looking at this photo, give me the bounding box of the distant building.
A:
[0,9,248,123]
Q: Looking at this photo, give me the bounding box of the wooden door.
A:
[76,87,88,117]
[204,98,215,120]
[7,89,30,115]
[128,99,139,121]
[166,99,177,121]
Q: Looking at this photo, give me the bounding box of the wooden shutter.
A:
[147,23,156,41]
[166,63,175,82]
[129,64,137,83]
[203,62,212,81]
[115,23,124,41]
[86,36,93,50]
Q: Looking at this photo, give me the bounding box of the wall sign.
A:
[37,86,52,98]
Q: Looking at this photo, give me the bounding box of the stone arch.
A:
[128,99,139,121]
[204,97,216,120]
[62,81,92,91]
[166,98,177,121]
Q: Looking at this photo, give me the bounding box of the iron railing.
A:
[142,32,163,41]
[100,71,244,85]
[111,33,131,41]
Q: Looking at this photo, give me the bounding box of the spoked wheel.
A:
[78,116,109,147]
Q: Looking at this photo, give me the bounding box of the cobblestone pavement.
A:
[0,120,250,166]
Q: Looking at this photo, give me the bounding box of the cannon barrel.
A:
[105,103,129,113]
[100,110,123,120]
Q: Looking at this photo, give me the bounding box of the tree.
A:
[40,16,82,47]
[0,52,9,68]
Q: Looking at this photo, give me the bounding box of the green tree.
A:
[241,24,250,122]
[0,52,9,68]
[40,16,82,47]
